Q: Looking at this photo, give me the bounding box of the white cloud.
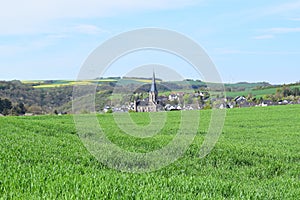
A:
[0,0,198,35]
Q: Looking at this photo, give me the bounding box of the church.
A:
[133,72,160,112]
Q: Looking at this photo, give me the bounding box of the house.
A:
[226,96,234,102]
[219,104,226,109]
[103,106,112,113]
[234,96,246,103]
[239,101,255,108]
[288,101,295,105]
[183,105,195,110]
[234,96,254,108]
[165,104,182,111]
[216,101,234,109]
[260,100,274,107]
[168,94,178,101]
[278,100,289,105]
[226,103,234,109]
[261,102,268,107]
[176,92,185,96]
[194,91,204,97]
[159,95,168,102]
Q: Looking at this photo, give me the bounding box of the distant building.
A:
[133,71,161,112]
[168,93,178,101]
[260,100,274,107]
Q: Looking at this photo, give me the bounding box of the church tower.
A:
[149,71,158,104]
[134,71,159,112]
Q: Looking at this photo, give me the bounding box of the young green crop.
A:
[0,105,299,199]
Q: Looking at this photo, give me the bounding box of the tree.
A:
[247,93,253,101]
[275,88,283,100]
[282,86,292,97]
[20,103,26,114]
[0,98,12,115]
[10,106,20,116]
[0,98,2,113]
[27,105,42,115]
[292,87,300,97]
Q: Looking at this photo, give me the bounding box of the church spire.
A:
[149,70,158,104]
[150,70,157,93]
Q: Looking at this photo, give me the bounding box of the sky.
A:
[0,0,300,84]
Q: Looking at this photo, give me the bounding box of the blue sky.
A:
[0,0,300,84]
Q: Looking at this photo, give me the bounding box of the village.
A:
[103,73,300,113]
[105,92,300,113]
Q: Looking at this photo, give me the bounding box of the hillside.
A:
[0,78,299,115]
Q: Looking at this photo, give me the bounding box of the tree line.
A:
[0,98,26,116]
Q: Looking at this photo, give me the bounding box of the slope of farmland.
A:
[0,105,299,199]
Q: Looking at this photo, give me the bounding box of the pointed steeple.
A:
[149,70,158,105]
[150,70,157,93]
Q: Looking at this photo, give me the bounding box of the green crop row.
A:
[0,105,299,199]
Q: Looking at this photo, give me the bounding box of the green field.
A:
[29,79,162,89]
[224,84,300,98]
[1,105,299,199]
[21,80,119,88]
[225,87,278,98]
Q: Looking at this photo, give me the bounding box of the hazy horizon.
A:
[1,77,298,85]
